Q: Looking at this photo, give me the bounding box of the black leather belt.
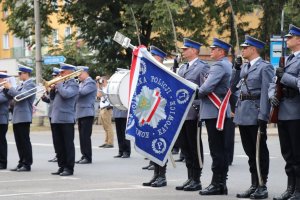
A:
[239,94,260,101]
[101,106,113,110]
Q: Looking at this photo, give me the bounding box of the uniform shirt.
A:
[0,89,10,124]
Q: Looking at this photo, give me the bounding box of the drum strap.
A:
[207,89,231,131]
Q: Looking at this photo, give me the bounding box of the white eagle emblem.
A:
[135,86,167,128]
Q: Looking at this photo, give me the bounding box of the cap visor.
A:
[285,33,293,37]
[240,43,250,47]
[210,45,217,48]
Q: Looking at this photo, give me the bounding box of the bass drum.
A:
[107,70,130,111]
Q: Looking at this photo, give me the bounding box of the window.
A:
[3,34,9,49]
[52,30,59,44]
[65,27,72,38]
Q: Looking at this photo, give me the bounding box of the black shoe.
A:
[103,144,114,148]
[183,180,202,191]
[51,168,64,175]
[237,186,257,198]
[10,165,22,171]
[199,183,228,195]
[142,164,152,170]
[121,153,130,158]
[273,189,294,200]
[175,158,184,162]
[148,165,155,170]
[114,154,123,158]
[60,170,73,176]
[289,192,300,200]
[151,176,167,187]
[17,166,31,172]
[76,158,91,164]
[250,186,268,199]
[0,164,7,170]
[99,144,107,148]
[176,179,192,190]
[143,175,158,187]
[48,157,58,162]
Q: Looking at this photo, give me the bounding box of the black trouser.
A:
[178,120,203,171]
[239,125,269,176]
[278,120,300,178]
[49,118,57,156]
[0,124,8,168]
[13,122,32,167]
[205,118,229,175]
[52,123,75,172]
[115,118,131,155]
[78,116,94,161]
[225,118,235,165]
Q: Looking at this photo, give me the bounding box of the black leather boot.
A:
[250,175,268,199]
[273,176,295,200]
[151,165,167,187]
[176,168,192,190]
[183,169,202,191]
[237,174,258,198]
[199,173,227,195]
[289,177,300,200]
[142,164,159,186]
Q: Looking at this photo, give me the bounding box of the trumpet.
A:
[14,69,83,102]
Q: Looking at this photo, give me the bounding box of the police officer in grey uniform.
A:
[234,36,274,199]
[3,65,36,172]
[50,63,79,176]
[198,38,232,196]
[270,24,300,200]
[175,38,210,192]
[113,107,131,158]
[75,66,97,164]
[41,67,61,163]
[0,72,11,170]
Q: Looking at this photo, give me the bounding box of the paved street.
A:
[0,124,286,200]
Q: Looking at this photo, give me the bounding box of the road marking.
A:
[0,177,79,183]
[0,185,153,197]
[7,142,116,150]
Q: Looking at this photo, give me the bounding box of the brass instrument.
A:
[14,69,83,102]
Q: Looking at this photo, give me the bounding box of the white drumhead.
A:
[107,70,130,110]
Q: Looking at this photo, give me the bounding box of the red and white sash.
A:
[207,89,232,131]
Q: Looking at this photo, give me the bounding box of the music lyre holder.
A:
[113,32,136,50]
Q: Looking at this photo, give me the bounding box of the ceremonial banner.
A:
[126,46,198,166]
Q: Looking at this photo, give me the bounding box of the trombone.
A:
[14,69,83,102]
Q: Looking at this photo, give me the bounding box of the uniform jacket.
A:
[113,107,128,118]
[7,79,36,124]
[76,77,97,119]
[50,79,79,123]
[198,57,232,120]
[234,58,274,125]
[269,53,300,120]
[178,58,210,120]
[0,90,10,124]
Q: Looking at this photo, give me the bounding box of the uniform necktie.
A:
[287,54,295,62]
[247,63,251,69]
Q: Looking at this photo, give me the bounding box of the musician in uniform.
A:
[175,39,210,192]
[41,67,61,163]
[75,66,97,164]
[234,36,274,199]
[0,72,11,170]
[270,24,300,200]
[113,107,131,158]
[3,65,36,172]
[50,63,79,176]
[198,38,232,196]
[143,45,168,187]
